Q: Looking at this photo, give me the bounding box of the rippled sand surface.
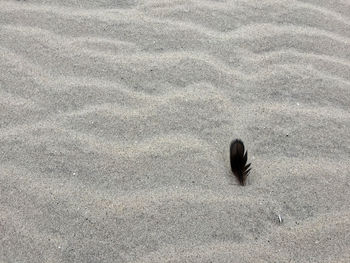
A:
[1,0,350,262]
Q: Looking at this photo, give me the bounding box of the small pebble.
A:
[278,214,283,224]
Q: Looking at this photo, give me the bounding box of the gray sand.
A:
[1,0,350,262]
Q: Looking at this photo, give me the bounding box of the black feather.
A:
[230,139,251,186]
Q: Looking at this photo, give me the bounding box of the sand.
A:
[1,0,350,262]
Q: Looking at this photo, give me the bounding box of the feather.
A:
[230,139,251,186]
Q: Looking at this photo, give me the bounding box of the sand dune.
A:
[1,0,349,262]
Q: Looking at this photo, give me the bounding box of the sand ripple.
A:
[1,0,349,262]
